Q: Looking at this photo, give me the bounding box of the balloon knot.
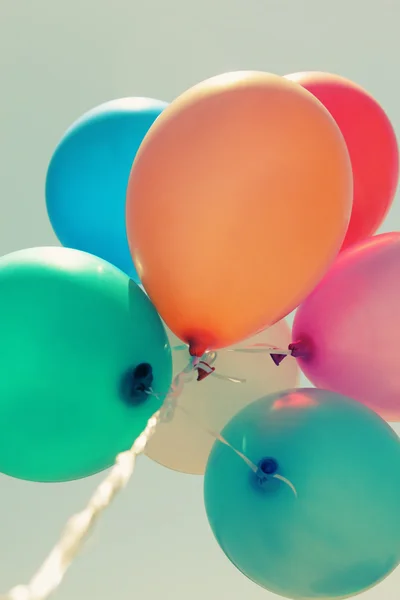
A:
[256,457,279,482]
[270,340,307,365]
[122,363,154,405]
[186,331,218,358]
[194,359,216,382]
[289,340,305,358]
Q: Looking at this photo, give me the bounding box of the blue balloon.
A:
[204,389,400,599]
[46,97,167,281]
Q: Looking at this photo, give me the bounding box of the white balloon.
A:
[146,319,299,474]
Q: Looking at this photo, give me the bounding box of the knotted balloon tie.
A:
[270,341,305,365]
[159,352,242,424]
[172,347,247,384]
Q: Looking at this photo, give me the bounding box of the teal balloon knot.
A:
[256,457,279,486]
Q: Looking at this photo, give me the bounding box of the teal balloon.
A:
[46,97,167,281]
[204,388,400,599]
[0,247,172,482]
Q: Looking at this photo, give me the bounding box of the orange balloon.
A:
[127,72,353,355]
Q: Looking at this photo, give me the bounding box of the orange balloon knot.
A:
[187,332,219,358]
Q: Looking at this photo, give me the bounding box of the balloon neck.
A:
[188,331,217,358]
[189,341,209,358]
[121,362,154,405]
[270,338,311,365]
[289,339,310,358]
[254,457,279,489]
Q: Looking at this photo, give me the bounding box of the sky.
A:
[0,1,399,599]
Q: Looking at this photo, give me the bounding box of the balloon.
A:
[145,319,299,474]
[286,71,399,251]
[0,247,172,482]
[46,97,167,281]
[204,388,400,600]
[292,232,400,421]
[126,71,353,355]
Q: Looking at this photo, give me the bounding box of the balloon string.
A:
[170,348,297,495]
[225,343,292,355]
[171,347,247,384]
[174,405,297,498]
[0,361,198,600]
[175,404,258,472]
[273,474,298,497]
[172,343,294,369]
[173,343,292,356]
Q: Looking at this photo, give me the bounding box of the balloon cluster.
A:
[1,71,399,600]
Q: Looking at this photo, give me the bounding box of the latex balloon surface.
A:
[127,71,353,355]
[46,97,167,281]
[292,232,400,422]
[0,247,172,482]
[204,389,400,599]
[287,71,399,250]
[146,319,299,474]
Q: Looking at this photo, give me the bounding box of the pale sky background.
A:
[0,1,399,599]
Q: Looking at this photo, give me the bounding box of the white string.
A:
[173,343,293,357]
[0,361,197,600]
[176,403,259,472]
[172,347,247,384]
[226,343,292,356]
[175,405,298,498]
[273,474,298,497]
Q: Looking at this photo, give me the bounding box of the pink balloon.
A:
[292,233,400,422]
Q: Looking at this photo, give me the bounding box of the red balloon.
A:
[286,72,399,250]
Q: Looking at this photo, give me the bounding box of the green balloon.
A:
[0,247,172,482]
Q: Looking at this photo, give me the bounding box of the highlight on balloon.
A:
[0,69,399,600]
